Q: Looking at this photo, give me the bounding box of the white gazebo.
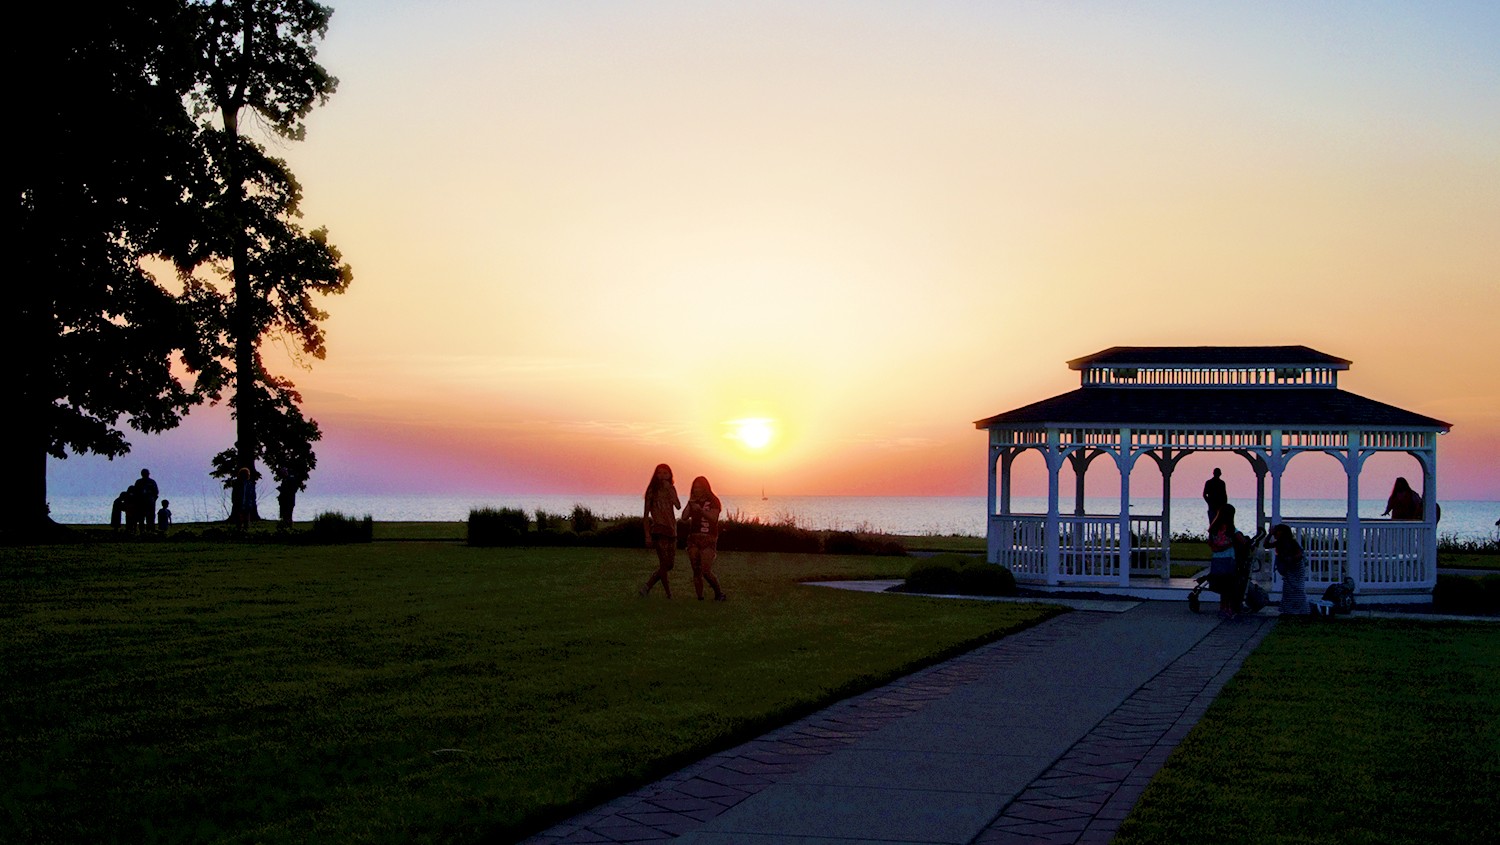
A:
[974,346,1451,603]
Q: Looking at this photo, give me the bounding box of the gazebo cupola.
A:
[975,346,1451,602]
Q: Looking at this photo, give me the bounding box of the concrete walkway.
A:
[523,600,1274,845]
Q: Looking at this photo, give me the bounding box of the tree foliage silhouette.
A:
[185,0,350,522]
[7,2,208,536]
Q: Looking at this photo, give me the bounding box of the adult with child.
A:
[1267,523,1308,616]
[682,476,727,601]
[1207,503,1241,619]
[639,463,681,598]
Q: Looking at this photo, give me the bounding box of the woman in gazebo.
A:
[1382,477,1423,520]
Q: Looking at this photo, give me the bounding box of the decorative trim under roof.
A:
[973,387,1452,431]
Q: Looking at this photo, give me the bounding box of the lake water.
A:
[46,492,1500,542]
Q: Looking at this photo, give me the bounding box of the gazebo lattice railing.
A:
[974,347,1451,602]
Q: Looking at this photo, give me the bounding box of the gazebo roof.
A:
[974,387,1451,431]
[1067,345,1352,369]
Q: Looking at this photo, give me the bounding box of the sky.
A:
[51,0,1500,504]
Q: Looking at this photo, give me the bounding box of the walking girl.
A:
[682,476,727,601]
[640,463,681,598]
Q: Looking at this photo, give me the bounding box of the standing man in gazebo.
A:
[1203,468,1227,526]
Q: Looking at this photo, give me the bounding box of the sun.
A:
[727,417,776,451]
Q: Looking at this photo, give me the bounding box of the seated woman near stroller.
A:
[1267,523,1309,616]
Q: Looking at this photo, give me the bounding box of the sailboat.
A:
[761,486,767,501]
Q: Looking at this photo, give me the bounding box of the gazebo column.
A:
[1044,428,1064,585]
[1268,430,1285,527]
[987,442,1001,563]
[1115,429,1137,588]
[1418,445,1439,587]
[1068,449,1103,516]
[1341,428,1369,586]
[1146,447,1191,581]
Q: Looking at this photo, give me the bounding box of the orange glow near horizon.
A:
[49,4,1500,503]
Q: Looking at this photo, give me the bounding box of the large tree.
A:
[186,0,350,521]
[7,2,209,537]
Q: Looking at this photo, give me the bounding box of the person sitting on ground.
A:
[1382,477,1423,520]
[682,476,727,601]
[1267,523,1308,616]
[157,500,172,531]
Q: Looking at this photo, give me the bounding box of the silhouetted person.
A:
[1203,468,1227,524]
[639,463,680,598]
[124,479,150,533]
[137,469,159,528]
[1383,477,1423,520]
[111,490,129,529]
[683,476,726,601]
[1207,503,1240,619]
[157,500,172,531]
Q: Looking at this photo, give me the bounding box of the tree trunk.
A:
[3,406,61,540]
[224,106,261,521]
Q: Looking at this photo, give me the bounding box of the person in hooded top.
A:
[682,476,727,601]
[639,463,681,598]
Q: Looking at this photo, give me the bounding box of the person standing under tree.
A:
[639,464,680,598]
[137,469,159,529]
[682,476,727,601]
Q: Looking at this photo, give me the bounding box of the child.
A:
[157,500,173,531]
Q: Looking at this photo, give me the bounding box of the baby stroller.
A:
[1188,529,1267,614]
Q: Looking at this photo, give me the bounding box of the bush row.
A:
[464,508,907,555]
[903,554,1018,597]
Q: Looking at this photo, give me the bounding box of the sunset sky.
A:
[52,1,1500,503]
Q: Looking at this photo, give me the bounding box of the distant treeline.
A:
[466,507,906,556]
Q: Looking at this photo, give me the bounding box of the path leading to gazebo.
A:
[523,600,1274,844]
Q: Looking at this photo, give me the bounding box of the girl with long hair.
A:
[640,463,680,597]
[682,476,727,601]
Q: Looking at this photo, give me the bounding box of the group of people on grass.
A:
[1203,468,1430,620]
[640,464,727,601]
[110,469,170,533]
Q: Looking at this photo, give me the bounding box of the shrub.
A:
[1433,574,1500,614]
[579,519,646,548]
[307,512,373,544]
[570,505,600,534]
[468,507,529,547]
[905,554,1017,597]
[718,518,821,553]
[824,531,907,556]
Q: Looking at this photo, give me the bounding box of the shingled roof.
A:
[974,387,1451,431]
[1067,345,1352,369]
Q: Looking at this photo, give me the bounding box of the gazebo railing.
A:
[992,514,1433,591]
[1276,518,1433,589]
[990,514,1166,583]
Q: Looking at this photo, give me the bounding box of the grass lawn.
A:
[0,541,1058,844]
[1116,617,1500,845]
